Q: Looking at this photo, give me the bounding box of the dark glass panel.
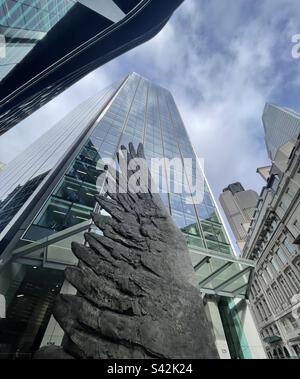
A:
[0,265,64,358]
[0,172,48,233]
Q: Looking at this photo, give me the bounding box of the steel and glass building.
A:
[219,183,259,252]
[0,73,265,359]
[0,0,184,135]
[263,103,300,162]
[0,0,74,81]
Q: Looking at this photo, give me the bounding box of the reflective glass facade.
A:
[262,103,300,161]
[0,265,64,357]
[0,172,47,234]
[0,74,260,358]
[0,0,184,135]
[18,73,233,257]
[0,79,122,251]
[0,0,75,81]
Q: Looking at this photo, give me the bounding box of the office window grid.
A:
[20,74,233,256]
[263,104,300,161]
[0,0,75,80]
[0,171,47,233]
[0,85,115,201]
[0,83,119,242]
[23,75,138,239]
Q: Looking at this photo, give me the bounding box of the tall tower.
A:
[0,74,264,359]
[263,103,300,162]
[219,183,259,251]
[0,0,184,135]
[0,0,74,82]
[0,74,235,260]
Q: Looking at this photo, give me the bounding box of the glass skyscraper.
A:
[263,103,300,162]
[0,73,265,359]
[219,183,259,251]
[0,0,75,81]
[0,0,184,135]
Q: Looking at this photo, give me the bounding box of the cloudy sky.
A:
[1,0,300,251]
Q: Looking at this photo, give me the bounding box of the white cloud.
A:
[125,0,299,197]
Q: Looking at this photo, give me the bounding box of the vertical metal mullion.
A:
[156,87,172,214]
[112,74,142,159]
[164,91,207,247]
[142,81,150,145]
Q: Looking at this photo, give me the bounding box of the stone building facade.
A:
[243,135,300,358]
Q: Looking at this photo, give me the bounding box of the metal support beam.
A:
[232,284,249,297]
[16,257,67,271]
[12,220,91,260]
[194,256,210,272]
[199,262,233,288]
[213,267,252,293]
[189,247,255,267]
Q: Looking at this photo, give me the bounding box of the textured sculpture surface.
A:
[36,143,219,359]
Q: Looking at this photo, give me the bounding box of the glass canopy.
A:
[11,221,255,299]
[189,247,255,299]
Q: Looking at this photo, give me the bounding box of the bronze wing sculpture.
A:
[36,143,219,359]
